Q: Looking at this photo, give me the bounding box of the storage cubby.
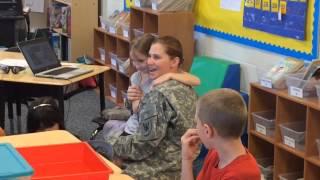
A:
[249,83,320,179]
[275,147,304,179]
[94,6,194,105]
[49,0,98,61]
[306,108,320,166]
[305,162,320,180]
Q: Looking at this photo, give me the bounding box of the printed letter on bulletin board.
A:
[194,0,320,60]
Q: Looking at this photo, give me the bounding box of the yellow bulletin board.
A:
[194,0,320,60]
[124,0,133,11]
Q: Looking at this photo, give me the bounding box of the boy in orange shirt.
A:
[181,89,260,180]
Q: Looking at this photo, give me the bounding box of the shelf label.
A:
[100,54,105,61]
[111,58,117,67]
[110,89,116,98]
[135,0,141,7]
[260,78,272,88]
[119,65,125,74]
[109,27,116,34]
[256,123,266,135]
[289,86,303,98]
[284,136,295,148]
[152,2,157,10]
[123,30,129,38]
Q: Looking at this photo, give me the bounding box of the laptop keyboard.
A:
[43,67,78,75]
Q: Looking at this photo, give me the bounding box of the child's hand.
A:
[0,127,4,136]
[127,85,143,101]
[152,73,172,87]
[181,129,201,161]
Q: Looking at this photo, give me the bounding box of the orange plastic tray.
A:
[17,142,113,180]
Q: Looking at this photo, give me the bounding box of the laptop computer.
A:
[17,38,93,79]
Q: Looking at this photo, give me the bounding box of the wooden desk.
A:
[0,52,109,132]
[0,130,134,180]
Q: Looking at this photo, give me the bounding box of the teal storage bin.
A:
[0,143,33,180]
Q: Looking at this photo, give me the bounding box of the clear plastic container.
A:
[151,0,195,11]
[0,143,33,180]
[109,52,118,70]
[316,139,320,158]
[99,16,109,30]
[278,171,303,180]
[134,0,151,7]
[117,57,130,75]
[286,73,318,98]
[279,121,306,151]
[256,68,287,89]
[98,47,105,62]
[121,90,128,103]
[133,28,144,39]
[120,23,130,38]
[256,157,273,180]
[252,110,275,137]
[109,84,117,99]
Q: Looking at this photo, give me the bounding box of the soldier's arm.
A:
[111,91,173,160]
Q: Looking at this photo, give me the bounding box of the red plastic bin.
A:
[16,142,113,180]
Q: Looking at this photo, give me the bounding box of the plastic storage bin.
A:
[98,47,105,62]
[151,0,195,11]
[256,157,273,180]
[120,23,129,38]
[121,90,128,103]
[133,28,144,38]
[286,73,318,98]
[109,84,117,99]
[279,121,306,151]
[109,52,118,70]
[99,16,108,30]
[117,57,130,75]
[252,110,275,137]
[256,68,287,89]
[134,0,151,7]
[278,171,303,180]
[0,143,34,180]
[16,142,112,180]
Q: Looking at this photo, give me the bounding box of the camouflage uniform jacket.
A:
[107,80,197,180]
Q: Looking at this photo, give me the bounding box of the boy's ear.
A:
[170,57,180,68]
[203,123,214,138]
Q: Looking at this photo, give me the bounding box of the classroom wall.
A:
[29,0,318,93]
[104,0,288,93]
[194,32,285,93]
[28,0,49,31]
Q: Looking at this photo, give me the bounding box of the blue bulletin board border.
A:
[124,0,130,12]
[194,0,320,61]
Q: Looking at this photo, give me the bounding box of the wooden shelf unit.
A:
[249,83,320,180]
[93,7,194,104]
[49,0,98,62]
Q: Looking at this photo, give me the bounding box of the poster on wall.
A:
[194,0,319,60]
[24,0,44,13]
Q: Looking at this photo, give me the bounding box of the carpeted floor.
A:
[3,89,116,140]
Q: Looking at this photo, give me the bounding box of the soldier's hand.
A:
[181,129,201,162]
[127,85,143,101]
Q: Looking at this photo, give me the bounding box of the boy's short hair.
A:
[197,89,247,139]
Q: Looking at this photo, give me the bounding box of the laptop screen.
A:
[18,38,60,74]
